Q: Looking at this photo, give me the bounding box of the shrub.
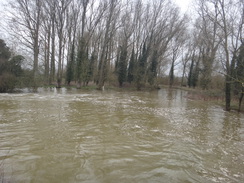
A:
[0,73,17,92]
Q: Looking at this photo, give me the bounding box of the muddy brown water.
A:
[0,88,244,183]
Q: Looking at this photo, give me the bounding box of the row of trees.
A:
[1,0,244,111]
[187,0,244,111]
[4,0,188,90]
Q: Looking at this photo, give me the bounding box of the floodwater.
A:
[0,88,244,183]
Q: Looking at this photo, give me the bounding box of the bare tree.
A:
[8,0,43,85]
[66,0,80,85]
[193,0,244,110]
[97,0,120,90]
[215,0,243,111]
[117,1,134,87]
[168,23,187,88]
[195,0,221,89]
[180,34,192,87]
[149,1,188,88]
[41,0,54,84]
[55,0,72,88]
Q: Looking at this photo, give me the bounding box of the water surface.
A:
[0,88,244,183]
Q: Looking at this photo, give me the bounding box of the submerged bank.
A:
[12,83,243,113]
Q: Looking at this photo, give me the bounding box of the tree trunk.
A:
[57,34,63,88]
[181,60,187,87]
[169,61,174,88]
[45,29,51,85]
[225,76,232,111]
[238,87,244,112]
[33,35,39,90]
[50,3,56,85]
[97,1,116,90]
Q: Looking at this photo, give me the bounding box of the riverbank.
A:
[42,82,161,92]
[173,86,244,112]
[12,82,244,112]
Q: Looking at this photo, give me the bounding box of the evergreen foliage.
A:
[86,51,96,85]
[127,47,136,84]
[148,50,158,86]
[118,44,128,87]
[0,39,24,92]
[236,43,244,83]
[188,56,199,88]
[200,52,213,90]
[76,37,86,88]
[66,44,75,85]
[136,42,148,90]
[235,43,244,111]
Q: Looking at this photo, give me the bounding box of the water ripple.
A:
[0,89,244,182]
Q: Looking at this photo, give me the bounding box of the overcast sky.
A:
[174,0,192,13]
[0,0,192,11]
[0,0,192,33]
[0,0,192,12]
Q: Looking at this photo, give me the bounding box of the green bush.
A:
[0,73,17,92]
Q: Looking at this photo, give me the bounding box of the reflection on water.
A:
[0,88,244,183]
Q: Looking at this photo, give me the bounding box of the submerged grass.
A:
[13,81,244,112]
[173,86,244,112]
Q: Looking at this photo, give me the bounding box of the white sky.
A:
[0,0,193,38]
[0,0,193,13]
[174,0,192,13]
